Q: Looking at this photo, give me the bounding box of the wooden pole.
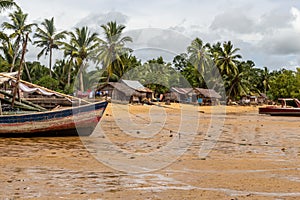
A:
[0,100,2,115]
[12,33,28,108]
[0,73,91,104]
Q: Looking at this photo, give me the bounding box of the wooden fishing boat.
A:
[259,98,300,116]
[0,35,108,136]
[0,101,108,137]
[0,72,108,137]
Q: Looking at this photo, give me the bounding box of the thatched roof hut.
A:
[168,87,194,102]
[194,88,221,99]
[97,80,152,103]
[194,88,221,105]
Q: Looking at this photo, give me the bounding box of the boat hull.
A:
[259,106,300,116]
[0,101,108,137]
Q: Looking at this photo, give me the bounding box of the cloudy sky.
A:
[6,0,300,70]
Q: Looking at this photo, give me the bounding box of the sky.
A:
[3,0,300,71]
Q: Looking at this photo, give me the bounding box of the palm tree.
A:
[2,8,36,73]
[173,53,203,87]
[187,38,211,75]
[63,27,98,92]
[215,41,241,76]
[0,0,17,12]
[97,21,132,82]
[23,61,49,83]
[0,31,19,71]
[261,66,271,94]
[62,44,77,89]
[33,17,67,77]
[225,61,251,101]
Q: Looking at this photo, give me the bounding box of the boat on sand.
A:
[259,98,300,116]
[0,101,108,137]
[0,72,108,137]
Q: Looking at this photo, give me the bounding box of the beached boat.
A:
[0,72,108,137]
[259,98,300,116]
[0,101,108,137]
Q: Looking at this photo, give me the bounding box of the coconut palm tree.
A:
[33,17,67,77]
[0,32,19,71]
[261,66,271,94]
[187,37,212,75]
[2,8,36,73]
[62,44,77,89]
[0,0,17,12]
[215,41,241,76]
[63,27,98,92]
[97,21,132,82]
[225,61,251,100]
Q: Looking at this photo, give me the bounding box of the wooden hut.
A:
[194,88,221,105]
[169,87,194,103]
[121,80,153,101]
[97,80,153,103]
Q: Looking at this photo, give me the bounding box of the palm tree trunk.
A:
[106,74,110,83]
[67,65,71,87]
[10,48,19,72]
[23,60,32,82]
[49,48,52,78]
[67,58,72,88]
[10,37,20,72]
[79,65,84,92]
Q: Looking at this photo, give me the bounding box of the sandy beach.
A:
[0,103,300,199]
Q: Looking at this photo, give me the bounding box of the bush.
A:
[35,75,59,91]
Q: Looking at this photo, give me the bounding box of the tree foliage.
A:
[0,5,300,100]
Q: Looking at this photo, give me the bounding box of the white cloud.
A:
[75,11,129,33]
[291,7,300,32]
[3,0,300,69]
[210,10,255,34]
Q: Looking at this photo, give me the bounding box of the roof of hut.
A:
[121,80,152,93]
[98,82,135,96]
[194,88,221,98]
[171,87,193,95]
[98,80,152,96]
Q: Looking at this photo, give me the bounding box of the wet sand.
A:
[0,103,300,199]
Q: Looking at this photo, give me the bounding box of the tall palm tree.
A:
[63,27,98,92]
[97,21,132,82]
[225,61,251,100]
[62,44,77,89]
[187,38,211,75]
[0,0,17,12]
[261,66,271,94]
[33,17,67,77]
[2,8,36,73]
[215,41,241,76]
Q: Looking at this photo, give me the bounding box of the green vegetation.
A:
[1,2,300,101]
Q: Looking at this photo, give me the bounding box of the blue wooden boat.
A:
[0,101,108,137]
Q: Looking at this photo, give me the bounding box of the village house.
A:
[167,87,194,103]
[166,87,221,105]
[96,80,153,104]
[194,88,222,105]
